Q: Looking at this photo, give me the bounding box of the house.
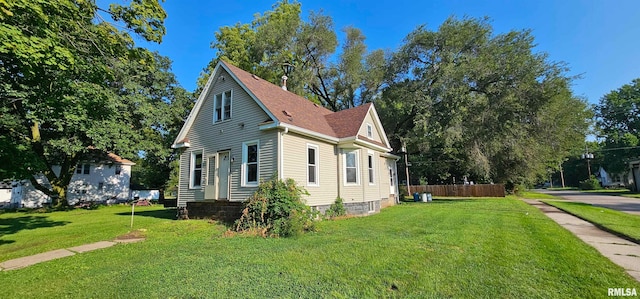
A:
[630,159,640,192]
[0,180,13,208]
[7,151,135,208]
[172,61,399,216]
[598,166,628,188]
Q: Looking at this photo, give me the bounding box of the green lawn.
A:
[542,200,640,241]
[0,205,174,261]
[1,199,638,298]
[518,191,562,200]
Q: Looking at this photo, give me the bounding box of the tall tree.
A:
[0,0,169,206]
[596,78,640,174]
[378,17,591,189]
[199,0,386,111]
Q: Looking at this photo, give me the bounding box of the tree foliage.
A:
[378,17,591,188]
[199,0,385,111]
[596,78,640,174]
[0,0,178,206]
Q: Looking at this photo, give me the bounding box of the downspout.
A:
[336,146,341,201]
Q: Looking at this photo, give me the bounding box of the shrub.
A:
[325,197,346,219]
[579,175,602,190]
[234,177,315,237]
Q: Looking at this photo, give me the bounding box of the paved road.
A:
[536,189,640,215]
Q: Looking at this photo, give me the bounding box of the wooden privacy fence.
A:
[402,184,505,197]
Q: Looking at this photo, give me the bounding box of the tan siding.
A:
[358,111,383,143]
[378,155,392,199]
[178,69,277,206]
[282,132,338,206]
[363,151,378,201]
[339,148,364,203]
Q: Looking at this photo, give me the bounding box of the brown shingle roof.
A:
[84,149,135,165]
[223,61,337,137]
[325,103,372,138]
[220,61,389,149]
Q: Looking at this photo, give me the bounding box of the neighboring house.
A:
[598,166,628,188]
[630,159,640,192]
[172,61,399,215]
[7,151,135,208]
[0,181,13,208]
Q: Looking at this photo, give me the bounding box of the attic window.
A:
[283,110,292,117]
[214,90,232,122]
[367,124,373,138]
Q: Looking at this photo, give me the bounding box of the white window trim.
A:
[213,89,233,123]
[307,144,319,186]
[343,150,359,186]
[368,201,375,213]
[366,123,373,139]
[367,151,375,185]
[242,140,260,187]
[189,150,204,189]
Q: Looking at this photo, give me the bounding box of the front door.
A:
[218,152,230,200]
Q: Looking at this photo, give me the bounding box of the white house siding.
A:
[0,188,11,206]
[16,176,51,208]
[377,155,391,198]
[13,164,132,208]
[338,147,365,203]
[177,68,277,207]
[65,164,132,204]
[358,111,384,143]
[281,132,338,206]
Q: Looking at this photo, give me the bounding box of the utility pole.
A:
[402,142,411,195]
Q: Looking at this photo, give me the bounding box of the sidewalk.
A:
[525,199,640,282]
[0,238,144,271]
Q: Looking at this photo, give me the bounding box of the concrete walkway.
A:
[525,199,640,281]
[0,238,144,271]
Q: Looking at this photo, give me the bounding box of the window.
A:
[77,164,90,174]
[242,141,259,186]
[98,182,104,190]
[366,124,373,138]
[190,151,203,188]
[368,201,375,212]
[368,154,374,184]
[223,90,231,119]
[307,145,319,185]
[214,90,232,122]
[115,165,122,175]
[345,150,358,184]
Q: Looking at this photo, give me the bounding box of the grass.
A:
[518,191,562,200]
[1,199,639,298]
[547,187,578,191]
[0,205,174,261]
[542,200,640,241]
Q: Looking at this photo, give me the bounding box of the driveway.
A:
[536,190,640,216]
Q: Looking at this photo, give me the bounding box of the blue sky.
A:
[128,0,640,105]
